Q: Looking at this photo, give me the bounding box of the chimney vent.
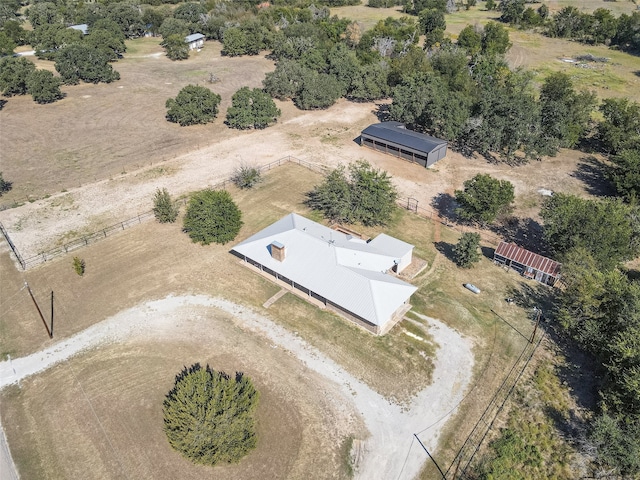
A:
[270,241,285,262]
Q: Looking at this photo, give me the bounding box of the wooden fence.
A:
[1,156,327,270]
[1,155,498,270]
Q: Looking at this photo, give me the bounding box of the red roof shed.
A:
[494,242,561,286]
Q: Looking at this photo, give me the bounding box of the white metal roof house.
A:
[231,213,417,335]
[185,33,205,50]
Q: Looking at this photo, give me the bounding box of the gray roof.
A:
[361,122,447,155]
[232,214,417,327]
[68,24,89,35]
[185,33,205,43]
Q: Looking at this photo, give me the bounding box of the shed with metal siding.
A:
[494,242,562,286]
[360,121,448,167]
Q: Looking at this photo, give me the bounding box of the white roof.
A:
[69,24,88,35]
[232,214,417,327]
[185,33,205,43]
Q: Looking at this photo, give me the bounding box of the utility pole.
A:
[24,281,52,338]
[530,307,542,344]
[50,291,54,337]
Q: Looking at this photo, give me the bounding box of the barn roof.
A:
[232,213,416,327]
[185,33,205,43]
[361,122,447,155]
[495,242,562,277]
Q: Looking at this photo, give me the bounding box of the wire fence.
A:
[1,156,328,270]
[397,196,502,247]
[444,332,544,479]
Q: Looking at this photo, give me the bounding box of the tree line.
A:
[496,0,640,53]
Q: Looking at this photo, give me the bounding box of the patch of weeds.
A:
[340,435,355,478]
[534,362,571,417]
[72,256,86,276]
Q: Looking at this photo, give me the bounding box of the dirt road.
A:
[0,295,473,480]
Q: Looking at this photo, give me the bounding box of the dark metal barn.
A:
[360,122,448,167]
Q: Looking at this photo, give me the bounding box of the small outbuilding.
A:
[185,33,205,50]
[360,121,448,168]
[494,242,562,286]
[68,24,89,35]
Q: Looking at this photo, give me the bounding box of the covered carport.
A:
[360,121,448,167]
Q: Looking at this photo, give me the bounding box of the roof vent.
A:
[270,241,285,262]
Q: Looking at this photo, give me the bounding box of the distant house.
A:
[360,121,448,168]
[231,213,418,335]
[184,33,205,50]
[494,242,562,286]
[68,24,89,35]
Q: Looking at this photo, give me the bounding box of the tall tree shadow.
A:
[490,216,547,255]
[506,281,601,422]
[434,241,455,262]
[431,192,458,224]
[570,155,616,197]
[373,103,391,122]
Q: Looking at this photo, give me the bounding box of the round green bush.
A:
[163,364,259,465]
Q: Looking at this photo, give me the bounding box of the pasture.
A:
[0,163,545,479]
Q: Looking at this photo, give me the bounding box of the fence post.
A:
[84,237,88,246]
[103,229,107,238]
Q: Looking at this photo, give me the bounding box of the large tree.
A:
[539,72,596,148]
[0,56,35,96]
[85,28,127,61]
[183,189,242,244]
[389,72,471,141]
[598,98,640,154]
[294,71,342,110]
[454,174,514,224]
[307,160,398,226]
[26,69,63,104]
[608,149,640,203]
[226,87,281,130]
[0,30,15,56]
[556,250,640,477]
[541,193,640,269]
[481,21,511,55]
[163,364,259,465]
[162,34,189,61]
[166,85,221,126]
[55,44,120,84]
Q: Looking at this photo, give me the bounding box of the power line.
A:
[67,363,130,480]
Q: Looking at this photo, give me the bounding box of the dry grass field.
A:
[1,315,360,480]
[0,38,276,202]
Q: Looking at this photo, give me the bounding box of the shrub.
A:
[163,364,259,465]
[0,172,12,196]
[153,188,179,223]
[72,256,86,276]
[452,232,481,268]
[231,164,262,189]
[183,189,243,244]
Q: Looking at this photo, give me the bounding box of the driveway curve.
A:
[0,295,473,480]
